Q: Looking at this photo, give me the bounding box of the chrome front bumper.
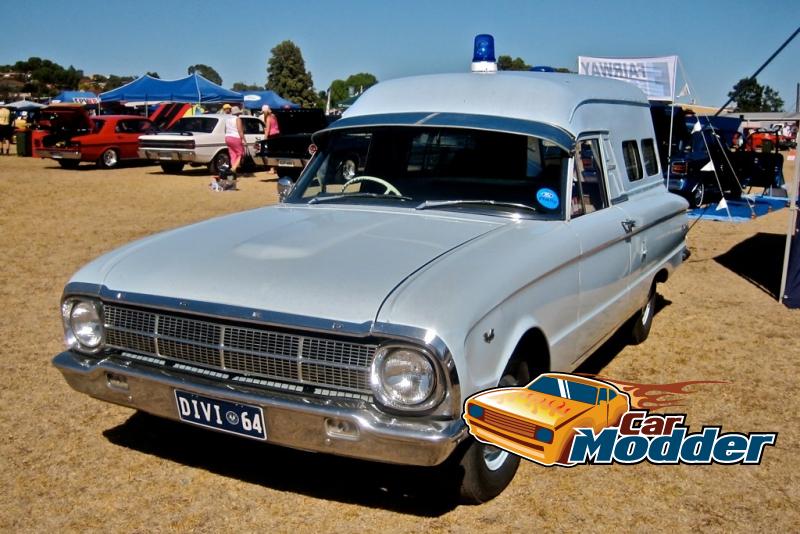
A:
[39,149,81,160]
[53,351,466,466]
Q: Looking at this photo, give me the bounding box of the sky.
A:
[1,0,798,108]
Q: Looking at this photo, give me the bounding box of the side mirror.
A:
[277,177,293,203]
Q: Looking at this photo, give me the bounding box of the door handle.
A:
[621,219,636,233]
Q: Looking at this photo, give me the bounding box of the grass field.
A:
[0,155,797,532]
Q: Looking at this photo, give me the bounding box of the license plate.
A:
[51,154,63,159]
[174,390,266,440]
[277,159,294,167]
[159,154,173,160]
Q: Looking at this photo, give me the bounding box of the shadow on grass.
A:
[104,412,460,516]
[45,160,159,171]
[102,292,672,515]
[714,232,785,299]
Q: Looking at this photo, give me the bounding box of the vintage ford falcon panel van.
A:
[54,48,688,502]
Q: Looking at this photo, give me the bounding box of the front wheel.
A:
[97,148,119,169]
[456,360,529,503]
[456,438,521,504]
[628,286,656,344]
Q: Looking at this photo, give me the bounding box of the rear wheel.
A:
[57,160,80,169]
[160,162,185,174]
[208,151,230,175]
[456,361,530,504]
[97,148,119,169]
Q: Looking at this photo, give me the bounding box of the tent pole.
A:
[779,129,800,303]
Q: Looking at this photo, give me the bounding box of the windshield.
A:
[168,117,218,134]
[527,376,599,405]
[288,127,569,218]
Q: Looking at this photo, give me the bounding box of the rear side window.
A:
[242,118,264,134]
[641,138,659,176]
[622,140,643,181]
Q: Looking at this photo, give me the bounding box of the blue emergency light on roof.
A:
[471,34,497,73]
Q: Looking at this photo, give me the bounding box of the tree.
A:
[232,81,263,91]
[188,64,222,85]
[326,72,378,108]
[762,86,784,112]
[103,75,135,91]
[266,40,321,108]
[497,55,530,71]
[728,77,784,112]
[146,71,160,79]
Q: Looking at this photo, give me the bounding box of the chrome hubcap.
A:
[104,150,117,166]
[482,444,509,471]
[693,184,703,205]
[641,296,653,326]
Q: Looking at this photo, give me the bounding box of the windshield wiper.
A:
[308,193,413,205]
[415,199,538,213]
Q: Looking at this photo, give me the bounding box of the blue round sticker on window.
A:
[536,188,559,210]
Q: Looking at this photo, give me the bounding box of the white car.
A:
[54,40,688,503]
[138,114,264,174]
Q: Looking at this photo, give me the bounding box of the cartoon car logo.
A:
[463,373,630,466]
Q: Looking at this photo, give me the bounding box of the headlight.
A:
[62,298,104,352]
[370,345,442,411]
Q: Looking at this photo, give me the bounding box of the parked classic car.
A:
[35,105,154,169]
[256,108,330,181]
[464,373,630,465]
[137,113,265,174]
[651,105,786,207]
[54,40,688,503]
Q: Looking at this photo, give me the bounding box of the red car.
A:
[35,104,154,169]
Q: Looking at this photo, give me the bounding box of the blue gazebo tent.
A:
[240,91,298,110]
[51,91,99,104]
[100,73,243,103]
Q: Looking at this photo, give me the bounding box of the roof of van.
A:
[338,71,650,141]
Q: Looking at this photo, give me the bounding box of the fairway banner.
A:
[578,56,678,101]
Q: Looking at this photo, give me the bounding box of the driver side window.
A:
[302,133,372,198]
[571,139,609,218]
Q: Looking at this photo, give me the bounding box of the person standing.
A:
[260,105,280,139]
[0,106,11,155]
[222,103,246,174]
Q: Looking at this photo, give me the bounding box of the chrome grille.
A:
[103,305,376,394]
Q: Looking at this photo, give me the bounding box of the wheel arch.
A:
[504,327,551,381]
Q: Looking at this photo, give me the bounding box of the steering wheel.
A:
[341,175,403,196]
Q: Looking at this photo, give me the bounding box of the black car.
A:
[651,104,784,207]
[257,108,331,180]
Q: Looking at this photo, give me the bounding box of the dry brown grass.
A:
[0,155,797,532]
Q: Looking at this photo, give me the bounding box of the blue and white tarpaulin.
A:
[578,55,678,101]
